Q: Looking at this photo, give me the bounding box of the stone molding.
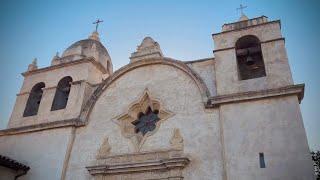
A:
[212,20,281,36]
[183,57,215,64]
[206,84,304,108]
[17,87,55,96]
[79,58,211,123]
[212,37,285,53]
[16,80,96,96]
[130,51,162,60]
[0,119,85,136]
[222,16,269,32]
[21,57,107,77]
[86,149,190,179]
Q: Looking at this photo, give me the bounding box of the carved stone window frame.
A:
[114,89,174,151]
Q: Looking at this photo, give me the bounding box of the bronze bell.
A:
[246,55,255,66]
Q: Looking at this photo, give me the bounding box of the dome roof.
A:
[62,39,109,58]
[60,32,112,74]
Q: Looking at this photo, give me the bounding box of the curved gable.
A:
[79,58,210,123]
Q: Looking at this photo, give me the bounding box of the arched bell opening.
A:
[51,76,73,111]
[235,35,266,80]
[23,82,45,117]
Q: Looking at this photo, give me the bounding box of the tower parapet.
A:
[222,16,269,32]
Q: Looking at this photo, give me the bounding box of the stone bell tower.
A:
[212,15,295,95]
[210,14,315,179]
[8,31,113,129]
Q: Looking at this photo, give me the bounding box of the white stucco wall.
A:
[0,127,73,180]
[186,59,217,96]
[220,96,315,180]
[65,64,223,180]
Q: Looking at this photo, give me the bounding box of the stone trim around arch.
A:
[79,58,211,123]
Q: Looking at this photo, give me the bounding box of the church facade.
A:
[0,15,315,180]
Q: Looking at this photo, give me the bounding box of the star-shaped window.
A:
[131,107,160,136]
[116,90,174,151]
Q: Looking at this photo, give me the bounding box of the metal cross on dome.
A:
[237,4,247,16]
[93,19,103,32]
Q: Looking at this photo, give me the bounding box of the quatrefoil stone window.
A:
[115,89,173,151]
[132,107,160,135]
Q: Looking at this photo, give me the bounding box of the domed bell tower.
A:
[8,30,112,129]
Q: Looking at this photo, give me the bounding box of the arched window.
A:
[235,35,266,80]
[51,76,72,111]
[23,82,45,117]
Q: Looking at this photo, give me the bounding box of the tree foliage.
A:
[311,151,320,179]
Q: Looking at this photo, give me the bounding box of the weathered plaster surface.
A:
[65,64,223,180]
[220,96,314,180]
[0,128,73,180]
[186,58,217,96]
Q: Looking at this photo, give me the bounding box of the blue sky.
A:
[0,0,319,150]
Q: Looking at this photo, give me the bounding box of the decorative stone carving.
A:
[96,137,111,159]
[115,89,174,151]
[86,149,190,180]
[170,128,184,150]
[51,52,60,66]
[130,37,163,63]
[27,58,38,71]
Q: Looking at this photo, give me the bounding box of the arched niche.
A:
[51,76,73,111]
[235,35,266,80]
[23,82,45,117]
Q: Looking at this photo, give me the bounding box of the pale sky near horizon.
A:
[0,0,319,150]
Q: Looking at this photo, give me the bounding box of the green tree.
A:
[311,151,320,179]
